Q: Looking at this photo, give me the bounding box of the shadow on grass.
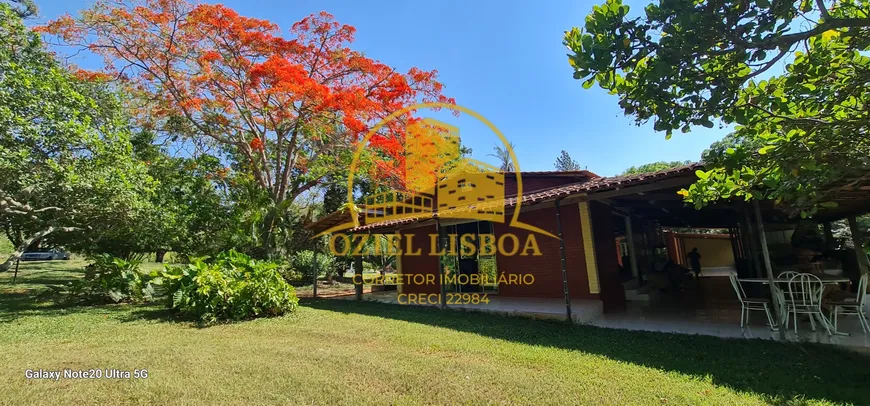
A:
[114,302,285,328]
[0,267,140,323]
[114,306,189,324]
[302,298,870,405]
[0,282,145,323]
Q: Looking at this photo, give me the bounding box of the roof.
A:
[306,161,870,233]
[582,163,702,189]
[304,207,357,233]
[500,169,600,178]
[327,163,701,233]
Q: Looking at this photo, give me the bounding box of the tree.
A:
[42,0,453,256]
[0,4,153,270]
[126,132,235,259]
[831,214,870,250]
[564,0,870,216]
[554,150,581,171]
[621,160,691,176]
[488,143,516,172]
[3,0,36,18]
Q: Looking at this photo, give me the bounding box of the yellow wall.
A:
[578,202,600,294]
[682,238,734,268]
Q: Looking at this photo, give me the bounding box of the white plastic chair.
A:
[777,271,801,311]
[784,273,831,334]
[729,274,776,329]
[827,273,869,334]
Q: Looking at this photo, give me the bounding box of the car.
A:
[20,248,71,261]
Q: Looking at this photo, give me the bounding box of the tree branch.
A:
[0,226,81,272]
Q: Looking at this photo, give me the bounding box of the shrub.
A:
[66,254,155,304]
[289,250,335,282]
[152,250,298,322]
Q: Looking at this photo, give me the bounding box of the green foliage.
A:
[152,250,298,323]
[128,134,235,257]
[831,214,870,248]
[565,0,870,214]
[621,160,692,176]
[66,255,155,304]
[554,150,582,171]
[0,5,154,265]
[479,256,498,281]
[289,250,336,282]
[2,0,36,18]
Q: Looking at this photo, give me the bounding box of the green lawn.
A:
[0,235,13,256]
[1,262,869,405]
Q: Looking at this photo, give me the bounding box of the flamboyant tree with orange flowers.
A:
[41,0,453,253]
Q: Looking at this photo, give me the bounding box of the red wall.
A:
[399,224,441,294]
[396,201,627,312]
[494,205,597,300]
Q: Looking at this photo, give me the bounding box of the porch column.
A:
[847,216,870,275]
[395,232,403,295]
[312,241,319,298]
[354,233,364,301]
[743,208,764,278]
[823,222,836,250]
[728,227,740,271]
[555,199,572,322]
[624,214,640,282]
[435,218,446,309]
[753,200,785,340]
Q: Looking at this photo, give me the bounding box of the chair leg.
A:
[793,310,798,334]
[817,311,832,335]
[739,305,745,328]
[808,312,817,331]
[762,303,776,331]
[858,311,870,334]
[832,307,838,332]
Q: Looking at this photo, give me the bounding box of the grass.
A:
[2,263,869,405]
[0,235,12,255]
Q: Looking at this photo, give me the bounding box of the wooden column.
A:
[312,242,319,298]
[823,222,836,250]
[435,218,446,309]
[728,227,740,272]
[555,199,572,321]
[353,233,365,300]
[624,214,640,282]
[743,208,764,278]
[395,232,403,295]
[754,200,785,339]
[848,216,870,275]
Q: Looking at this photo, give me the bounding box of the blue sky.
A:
[34,0,730,176]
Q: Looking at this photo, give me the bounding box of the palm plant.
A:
[488,142,516,172]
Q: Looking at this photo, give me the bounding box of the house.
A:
[306,163,870,327]
[308,164,712,319]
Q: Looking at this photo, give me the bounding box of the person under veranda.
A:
[686,248,702,278]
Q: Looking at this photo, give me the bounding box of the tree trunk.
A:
[156,250,167,263]
[354,255,364,300]
[0,226,79,272]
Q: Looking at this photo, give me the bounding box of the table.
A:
[737,277,852,335]
[737,277,850,284]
